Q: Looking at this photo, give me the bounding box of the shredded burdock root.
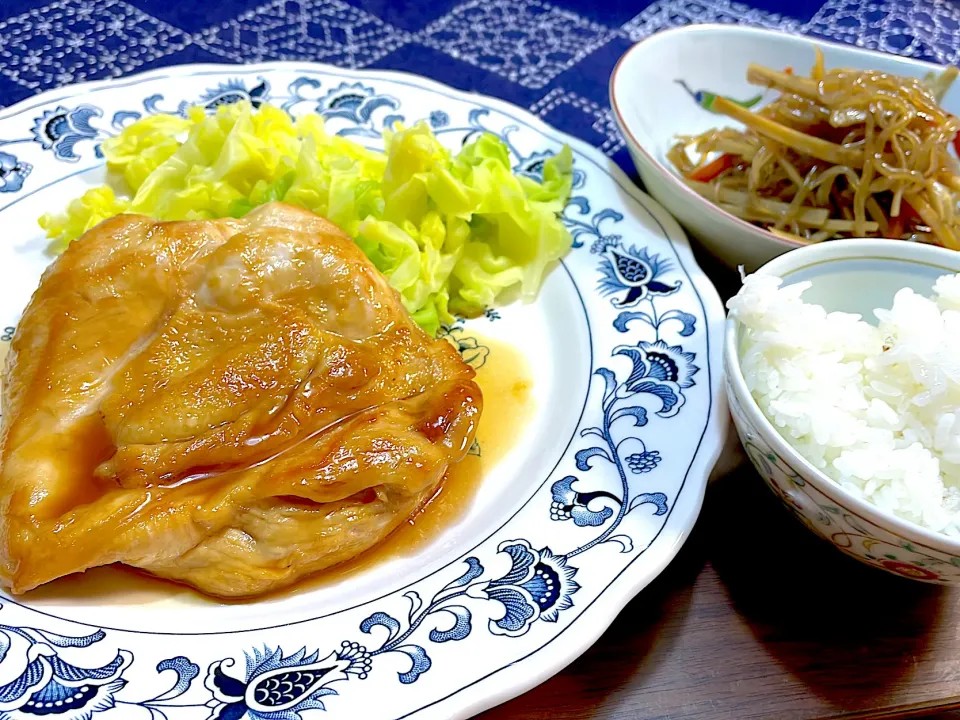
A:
[667,47,960,247]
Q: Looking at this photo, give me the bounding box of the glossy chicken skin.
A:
[0,203,481,597]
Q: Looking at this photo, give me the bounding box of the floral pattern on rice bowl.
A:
[726,373,960,584]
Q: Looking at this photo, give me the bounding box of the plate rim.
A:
[0,59,730,720]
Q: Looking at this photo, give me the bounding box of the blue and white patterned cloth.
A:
[0,0,958,173]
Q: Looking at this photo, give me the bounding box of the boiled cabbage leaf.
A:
[40,101,575,335]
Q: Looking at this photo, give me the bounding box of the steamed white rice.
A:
[729,272,960,538]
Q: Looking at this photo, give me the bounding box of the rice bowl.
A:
[724,238,960,582]
[730,272,960,537]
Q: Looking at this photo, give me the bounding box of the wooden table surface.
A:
[483,253,960,720]
[484,463,960,720]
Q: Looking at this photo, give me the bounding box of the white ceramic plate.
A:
[0,63,727,720]
[610,24,960,270]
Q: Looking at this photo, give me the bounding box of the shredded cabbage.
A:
[40,102,574,335]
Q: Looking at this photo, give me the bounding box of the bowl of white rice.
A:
[725,239,960,583]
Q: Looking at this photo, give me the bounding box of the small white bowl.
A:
[610,24,960,271]
[725,239,960,583]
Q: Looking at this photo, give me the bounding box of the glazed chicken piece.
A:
[0,202,481,597]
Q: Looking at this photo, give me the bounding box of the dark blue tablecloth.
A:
[0,0,957,173]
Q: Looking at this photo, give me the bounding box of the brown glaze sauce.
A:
[20,332,533,606]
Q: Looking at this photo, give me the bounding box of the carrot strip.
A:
[687,153,737,182]
[887,215,904,238]
[889,199,919,238]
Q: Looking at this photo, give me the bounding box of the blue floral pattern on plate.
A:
[30,105,102,162]
[0,152,30,193]
[0,63,724,720]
